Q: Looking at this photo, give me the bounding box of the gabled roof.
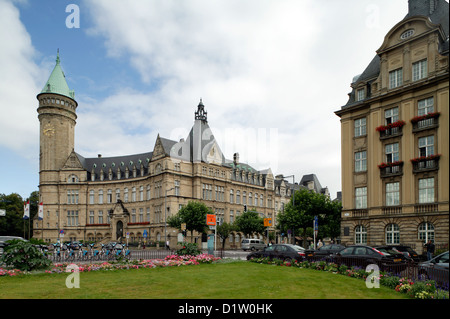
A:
[40,51,75,100]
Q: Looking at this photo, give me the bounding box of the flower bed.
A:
[0,254,220,276]
[248,257,449,299]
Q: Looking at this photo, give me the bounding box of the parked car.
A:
[335,245,408,272]
[375,245,422,263]
[418,251,449,287]
[0,236,26,256]
[247,244,306,262]
[241,239,266,251]
[305,244,345,258]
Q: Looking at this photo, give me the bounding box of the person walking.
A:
[424,239,435,260]
[166,240,170,251]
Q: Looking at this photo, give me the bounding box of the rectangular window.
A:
[354,118,366,137]
[89,190,95,204]
[355,187,367,209]
[355,151,367,172]
[412,59,427,81]
[389,68,403,88]
[418,97,434,116]
[385,143,399,163]
[67,210,79,226]
[89,211,95,224]
[98,211,103,224]
[386,182,400,206]
[174,180,180,196]
[357,88,365,101]
[385,107,399,124]
[419,178,434,203]
[67,190,79,204]
[418,136,434,157]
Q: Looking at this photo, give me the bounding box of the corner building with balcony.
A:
[335,0,449,253]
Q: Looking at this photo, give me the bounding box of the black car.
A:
[335,245,408,272]
[305,244,345,258]
[375,245,422,263]
[247,244,306,262]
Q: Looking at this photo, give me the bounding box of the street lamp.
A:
[282,175,295,244]
[164,187,175,249]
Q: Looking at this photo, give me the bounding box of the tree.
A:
[216,222,235,250]
[234,210,265,239]
[0,193,24,236]
[276,189,341,247]
[167,201,213,242]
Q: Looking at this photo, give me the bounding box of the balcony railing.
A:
[382,206,402,215]
[411,112,440,132]
[376,120,405,140]
[414,203,438,213]
[411,155,440,173]
[378,161,403,178]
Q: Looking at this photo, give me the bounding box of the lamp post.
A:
[164,187,175,250]
[283,175,295,244]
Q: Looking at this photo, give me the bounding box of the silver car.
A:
[418,251,449,286]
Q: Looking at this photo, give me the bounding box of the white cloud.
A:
[0,0,42,159]
[77,0,408,197]
[0,0,409,198]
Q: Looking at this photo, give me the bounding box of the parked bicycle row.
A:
[37,242,131,262]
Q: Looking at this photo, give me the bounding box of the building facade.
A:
[335,0,449,253]
[35,52,328,248]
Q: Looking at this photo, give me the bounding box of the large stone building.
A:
[34,52,329,248]
[335,0,449,253]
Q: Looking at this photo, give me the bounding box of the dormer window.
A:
[357,88,365,101]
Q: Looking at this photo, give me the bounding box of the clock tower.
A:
[37,51,77,188]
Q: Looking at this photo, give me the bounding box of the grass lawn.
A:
[0,261,408,299]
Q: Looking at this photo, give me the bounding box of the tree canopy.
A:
[234,210,265,238]
[276,189,341,246]
[167,201,213,238]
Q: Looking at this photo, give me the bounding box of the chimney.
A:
[233,152,239,165]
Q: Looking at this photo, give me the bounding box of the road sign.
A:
[181,223,186,231]
[143,230,147,238]
[264,218,272,227]
[206,214,216,226]
[127,232,130,239]
[314,216,318,231]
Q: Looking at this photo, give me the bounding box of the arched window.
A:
[355,225,367,244]
[385,223,400,244]
[418,222,434,243]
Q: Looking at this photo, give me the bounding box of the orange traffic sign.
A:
[264,218,272,227]
[206,214,216,226]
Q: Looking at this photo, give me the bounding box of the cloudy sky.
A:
[0,0,410,200]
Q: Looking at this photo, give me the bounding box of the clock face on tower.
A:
[43,123,55,137]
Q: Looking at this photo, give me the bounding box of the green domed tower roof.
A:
[41,50,75,100]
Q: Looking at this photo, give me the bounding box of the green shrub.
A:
[175,242,202,256]
[0,240,52,271]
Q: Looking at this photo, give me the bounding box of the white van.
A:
[241,239,266,251]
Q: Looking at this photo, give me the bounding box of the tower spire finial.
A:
[56,48,60,64]
[195,98,207,122]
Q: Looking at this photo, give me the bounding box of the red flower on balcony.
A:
[410,154,441,163]
[377,161,404,169]
[376,120,406,132]
[410,112,440,124]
